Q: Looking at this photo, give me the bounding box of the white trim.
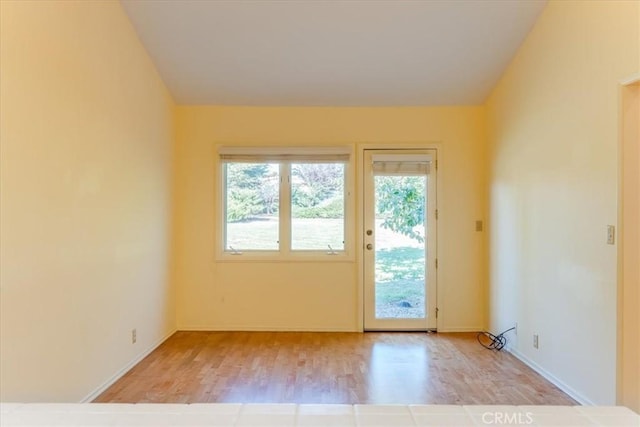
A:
[177,326,358,332]
[508,347,595,406]
[356,142,443,333]
[215,256,356,263]
[362,148,438,331]
[215,148,356,262]
[437,327,484,333]
[80,329,176,403]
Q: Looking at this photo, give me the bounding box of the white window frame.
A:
[215,146,355,262]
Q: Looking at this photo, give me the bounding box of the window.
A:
[291,163,344,251]
[225,162,280,251]
[219,147,351,258]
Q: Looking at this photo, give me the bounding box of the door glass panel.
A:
[374,175,426,319]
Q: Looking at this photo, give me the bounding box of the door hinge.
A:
[435,160,438,170]
[435,307,439,318]
[435,209,438,220]
[435,258,438,269]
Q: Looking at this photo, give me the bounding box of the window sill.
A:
[215,252,356,263]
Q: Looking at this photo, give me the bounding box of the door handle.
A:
[366,243,373,250]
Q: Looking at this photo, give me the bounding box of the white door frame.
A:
[357,145,439,331]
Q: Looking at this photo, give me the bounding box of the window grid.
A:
[222,161,347,256]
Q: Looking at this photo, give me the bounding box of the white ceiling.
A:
[121,0,546,106]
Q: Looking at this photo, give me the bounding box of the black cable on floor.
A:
[477,327,516,351]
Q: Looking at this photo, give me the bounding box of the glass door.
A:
[363,150,437,330]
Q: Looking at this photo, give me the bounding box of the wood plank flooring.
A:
[95,332,577,405]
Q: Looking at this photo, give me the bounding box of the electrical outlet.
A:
[533,334,539,349]
[132,329,137,344]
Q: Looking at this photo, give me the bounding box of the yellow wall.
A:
[0,1,176,401]
[487,0,639,406]
[175,106,487,332]
[4,0,636,407]
[620,81,640,411]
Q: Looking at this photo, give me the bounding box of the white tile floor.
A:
[0,403,638,426]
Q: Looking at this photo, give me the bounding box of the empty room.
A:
[0,0,638,426]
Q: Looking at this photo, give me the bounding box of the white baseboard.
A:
[80,328,177,403]
[178,325,358,332]
[437,327,482,333]
[508,347,594,406]
[179,326,484,333]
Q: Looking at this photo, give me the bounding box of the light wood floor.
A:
[95,332,577,405]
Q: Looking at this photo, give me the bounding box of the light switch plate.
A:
[607,225,615,245]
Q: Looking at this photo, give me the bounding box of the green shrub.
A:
[227,188,262,222]
[292,197,343,219]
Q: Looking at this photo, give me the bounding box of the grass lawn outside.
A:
[226,217,427,319]
[375,247,426,319]
[226,217,344,250]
